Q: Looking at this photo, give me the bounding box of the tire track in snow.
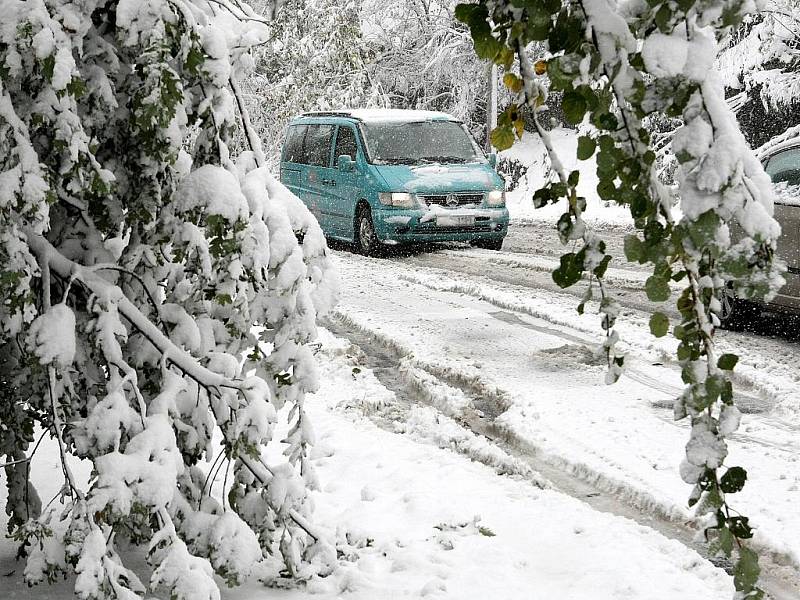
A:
[323,311,800,600]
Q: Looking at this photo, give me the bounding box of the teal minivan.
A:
[279,109,509,254]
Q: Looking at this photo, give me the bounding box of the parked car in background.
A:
[279,109,509,255]
[720,128,800,328]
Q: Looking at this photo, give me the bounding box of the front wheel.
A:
[355,206,380,256]
[473,238,504,251]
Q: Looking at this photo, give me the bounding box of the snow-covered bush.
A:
[458,1,786,597]
[0,1,338,598]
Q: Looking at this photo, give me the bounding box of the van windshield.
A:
[361,120,483,165]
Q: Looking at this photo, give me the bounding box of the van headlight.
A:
[487,190,506,207]
[379,192,416,208]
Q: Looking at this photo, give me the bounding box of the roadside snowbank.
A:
[500,129,631,226]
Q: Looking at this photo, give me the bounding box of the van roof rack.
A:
[297,109,457,123]
[300,110,360,119]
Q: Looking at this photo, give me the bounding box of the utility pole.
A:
[486,62,498,153]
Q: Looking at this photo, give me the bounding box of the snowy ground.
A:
[4,131,799,599]
[0,330,735,600]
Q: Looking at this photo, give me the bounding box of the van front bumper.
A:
[372,207,510,244]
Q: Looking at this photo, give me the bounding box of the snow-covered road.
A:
[324,223,800,597]
[4,222,798,600]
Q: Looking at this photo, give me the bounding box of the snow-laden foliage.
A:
[0,1,339,598]
[458,1,786,597]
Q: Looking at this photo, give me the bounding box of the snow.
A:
[500,129,631,225]
[641,25,716,82]
[32,27,55,59]
[323,251,800,574]
[175,165,249,223]
[26,303,76,367]
[2,326,737,599]
[51,46,75,91]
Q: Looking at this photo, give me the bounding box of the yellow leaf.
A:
[534,60,548,75]
[490,125,515,151]
[503,72,523,93]
[499,47,515,70]
[514,118,524,139]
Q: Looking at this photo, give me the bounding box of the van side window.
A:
[334,126,358,161]
[304,124,335,167]
[283,125,307,163]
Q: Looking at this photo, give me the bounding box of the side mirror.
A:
[338,155,355,172]
[488,153,497,169]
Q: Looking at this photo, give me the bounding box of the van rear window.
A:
[283,125,307,163]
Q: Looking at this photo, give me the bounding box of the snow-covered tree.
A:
[242,0,386,160]
[718,0,800,146]
[0,1,338,598]
[361,0,488,132]
[458,1,786,597]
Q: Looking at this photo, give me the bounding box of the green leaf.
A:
[593,255,612,279]
[532,186,552,208]
[649,312,669,337]
[717,353,739,371]
[645,275,670,302]
[623,235,643,262]
[478,526,496,537]
[562,91,587,125]
[718,527,735,557]
[596,178,616,200]
[655,5,672,32]
[454,3,479,23]
[184,46,205,75]
[728,516,754,540]
[568,169,580,187]
[733,547,762,596]
[576,136,596,160]
[595,149,617,176]
[705,374,725,404]
[720,466,747,494]
[552,252,584,288]
[688,210,720,248]
[41,55,55,81]
[490,125,515,151]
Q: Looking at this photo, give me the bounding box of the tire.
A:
[718,287,758,331]
[473,238,503,251]
[355,205,380,256]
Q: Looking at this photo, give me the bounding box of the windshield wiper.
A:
[420,156,468,164]
[377,157,421,165]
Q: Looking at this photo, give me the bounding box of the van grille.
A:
[419,192,485,207]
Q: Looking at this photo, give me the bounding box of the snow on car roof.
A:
[300,108,458,122]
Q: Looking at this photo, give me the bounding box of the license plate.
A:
[436,215,474,227]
